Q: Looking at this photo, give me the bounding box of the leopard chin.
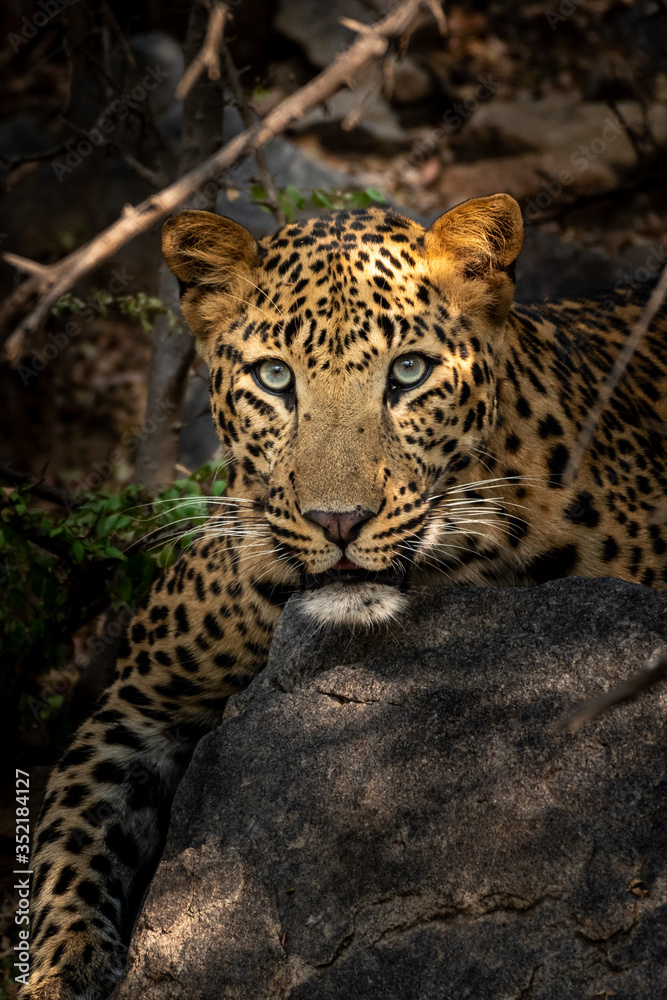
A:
[297,582,409,627]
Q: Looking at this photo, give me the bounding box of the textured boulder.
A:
[112,578,667,1000]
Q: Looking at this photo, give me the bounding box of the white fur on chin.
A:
[297,582,408,627]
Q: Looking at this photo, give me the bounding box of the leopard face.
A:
[163,196,525,625]
[163,195,667,624]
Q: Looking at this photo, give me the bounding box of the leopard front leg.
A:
[22,537,294,1000]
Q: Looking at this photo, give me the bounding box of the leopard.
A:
[23,194,667,999]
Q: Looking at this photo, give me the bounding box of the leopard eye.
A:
[254,359,294,394]
[390,353,430,389]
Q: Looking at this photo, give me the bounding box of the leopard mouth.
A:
[303,557,406,590]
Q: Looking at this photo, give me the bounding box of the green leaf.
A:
[100,514,120,534]
[71,540,85,563]
[104,545,124,559]
[286,185,305,209]
[156,546,176,569]
[365,187,386,202]
[277,190,296,223]
[311,189,333,208]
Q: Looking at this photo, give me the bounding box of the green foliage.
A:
[252,84,270,103]
[51,291,182,335]
[250,184,386,223]
[0,462,226,737]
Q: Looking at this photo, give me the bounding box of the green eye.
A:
[390,353,430,388]
[255,359,294,393]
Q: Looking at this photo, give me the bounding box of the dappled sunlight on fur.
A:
[24,196,667,1000]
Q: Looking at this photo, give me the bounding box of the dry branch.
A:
[132,0,225,491]
[0,461,86,510]
[554,649,667,733]
[563,263,667,485]
[220,37,286,226]
[1,0,443,366]
[175,1,230,100]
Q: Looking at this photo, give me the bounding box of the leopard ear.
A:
[162,210,258,343]
[425,193,523,278]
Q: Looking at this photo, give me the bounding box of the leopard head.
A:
[162,195,523,625]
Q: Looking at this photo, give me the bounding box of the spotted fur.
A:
[24,195,667,999]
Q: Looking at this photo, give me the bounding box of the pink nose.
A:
[303,509,374,545]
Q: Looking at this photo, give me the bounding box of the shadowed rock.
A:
[112,577,667,1000]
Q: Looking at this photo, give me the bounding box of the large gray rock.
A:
[113,578,667,1000]
[275,0,394,70]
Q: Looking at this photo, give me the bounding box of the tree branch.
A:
[554,649,667,733]
[563,263,667,485]
[1,0,443,366]
[220,36,286,226]
[175,1,230,100]
[0,461,86,510]
[132,0,225,491]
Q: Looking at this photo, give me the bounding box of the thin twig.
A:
[67,32,168,157]
[1,0,439,366]
[342,64,383,131]
[607,97,653,165]
[0,461,86,509]
[61,114,164,187]
[0,144,73,171]
[109,147,163,187]
[3,253,50,277]
[340,17,378,35]
[554,650,667,733]
[424,0,447,32]
[175,1,229,100]
[220,37,286,226]
[100,0,136,70]
[563,263,667,485]
[131,0,224,492]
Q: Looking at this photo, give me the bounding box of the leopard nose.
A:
[303,508,374,545]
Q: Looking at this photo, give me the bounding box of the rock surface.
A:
[112,577,667,1000]
[434,98,667,210]
[274,0,394,70]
